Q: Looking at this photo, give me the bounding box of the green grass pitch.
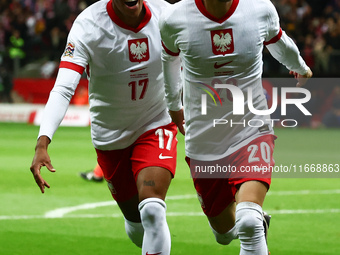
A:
[0,122,339,255]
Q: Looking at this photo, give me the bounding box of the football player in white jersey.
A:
[30,1,177,254]
[160,0,312,254]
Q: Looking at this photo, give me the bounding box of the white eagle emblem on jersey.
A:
[130,41,147,60]
[210,29,234,55]
[213,33,232,52]
[128,38,150,62]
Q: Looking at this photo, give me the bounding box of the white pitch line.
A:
[1,190,340,221]
[44,194,197,218]
[267,209,340,215]
[0,215,44,220]
[165,194,197,200]
[44,201,117,218]
[267,189,340,196]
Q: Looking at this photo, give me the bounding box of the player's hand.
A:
[169,108,185,135]
[30,136,55,193]
[289,68,313,87]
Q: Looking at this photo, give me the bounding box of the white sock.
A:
[209,223,238,245]
[236,202,268,255]
[124,218,144,248]
[139,198,171,255]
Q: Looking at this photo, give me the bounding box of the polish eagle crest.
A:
[130,41,148,60]
[213,32,232,53]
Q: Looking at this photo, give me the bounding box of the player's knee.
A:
[236,213,260,237]
[139,197,166,227]
[236,202,264,239]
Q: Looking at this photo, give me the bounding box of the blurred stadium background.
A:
[1,0,340,127]
[0,1,339,255]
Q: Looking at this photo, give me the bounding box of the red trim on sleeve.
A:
[59,61,85,74]
[106,0,151,33]
[264,28,283,46]
[161,41,180,56]
[195,0,239,24]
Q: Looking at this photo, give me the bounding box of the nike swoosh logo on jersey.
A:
[214,61,233,69]
[130,67,147,72]
[159,153,173,159]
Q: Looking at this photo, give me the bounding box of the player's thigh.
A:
[96,147,140,220]
[228,135,275,206]
[116,194,141,222]
[132,122,177,201]
[192,176,235,220]
[235,180,268,206]
[186,157,235,220]
[208,201,236,234]
[136,166,172,201]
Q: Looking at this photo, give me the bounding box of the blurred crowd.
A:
[0,0,97,71]
[0,0,339,127]
[264,0,340,76]
[0,0,99,102]
[0,0,339,76]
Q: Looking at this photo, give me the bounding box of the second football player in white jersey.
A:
[160,0,312,254]
[30,1,177,254]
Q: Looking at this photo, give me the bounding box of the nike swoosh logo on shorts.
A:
[214,61,233,69]
[159,153,173,159]
[146,252,162,255]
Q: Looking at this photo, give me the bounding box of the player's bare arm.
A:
[169,108,185,135]
[30,135,55,193]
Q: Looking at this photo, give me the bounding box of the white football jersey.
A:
[39,0,171,150]
[160,0,309,160]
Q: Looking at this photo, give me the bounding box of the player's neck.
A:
[202,0,233,19]
[112,2,146,28]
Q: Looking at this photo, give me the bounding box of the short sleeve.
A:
[264,1,282,45]
[60,17,91,68]
[159,13,180,56]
